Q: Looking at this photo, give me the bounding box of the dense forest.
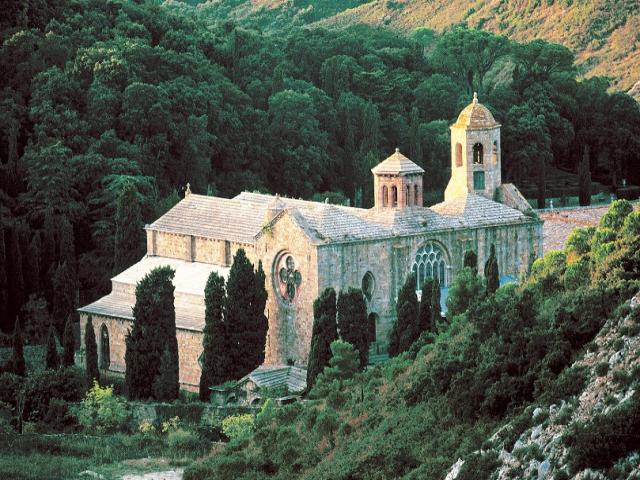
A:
[1,0,639,338]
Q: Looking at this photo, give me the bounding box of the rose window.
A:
[276,254,302,302]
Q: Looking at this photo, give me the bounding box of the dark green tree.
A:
[337,287,369,368]
[199,271,228,401]
[58,217,75,268]
[431,277,442,329]
[225,249,268,379]
[113,183,145,275]
[62,317,75,368]
[24,234,41,295]
[578,145,592,206]
[10,318,25,376]
[418,279,434,332]
[6,226,25,325]
[446,268,484,317]
[45,326,59,370]
[85,316,99,386]
[125,266,177,400]
[0,221,8,332]
[485,244,500,295]
[52,261,76,335]
[153,346,179,402]
[463,250,478,272]
[271,63,286,96]
[389,274,421,357]
[307,288,338,391]
[409,106,423,166]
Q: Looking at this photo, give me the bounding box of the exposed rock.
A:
[78,472,105,479]
[538,459,550,480]
[444,458,464,480]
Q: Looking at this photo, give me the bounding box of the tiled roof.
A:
[78,293,206,331]
[371,148,425,175]
[78,257,227,331]
[147,194,266,243]
[452,93,500,130]
[239,365,307,393]
[431,192,529,227]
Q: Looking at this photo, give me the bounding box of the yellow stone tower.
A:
[445,93,502,201]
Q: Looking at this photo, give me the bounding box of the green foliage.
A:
[578,146,591,206]
[337,287,369,367]
[225,249,268,380]
[565,227,594,257]
[456,451,499,480]
[45,327,59,371]
[418,279,434,333]
[84,316,99,386]
[62,317,75,368]
[5,226,24,325]
[167,428,201,455]
[389,273,421,357]
[24,367,86,423]
[200,271,228,400]
[565,392,640,471]
[312,340,359,395]
[75,382,129,433]
[9,318,25,377]
[599,199,633,230]
[152,347,179,402]
[463,250,478,271]
[113,183,145,275]
[485,244,499,295]
[307,290,338,390]
[446,267,483,317]
[125,266,178,400]
[222,413,254,441]
[0,222,7,333]
[52,261,76,335]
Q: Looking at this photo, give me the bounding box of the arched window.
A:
[382,185,388,207]
[362,272,375,301]
[411,242,448,290]
[367,313,377,343]
[100,325,110,370]
[405,185,410,206]
[473,143,483,164]
[391,186,398,207]
[455,143,463,167]
[414,185,419,206]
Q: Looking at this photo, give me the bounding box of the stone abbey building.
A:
[79,95,543,391]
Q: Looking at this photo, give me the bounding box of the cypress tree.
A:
[389,274,420,357]
[225,249,268,379]
[62,317,75,367]
[307,288,338,391]
[409,106,423,166]
[418,279,434,332]
[6,226,25,325]
[463,250,478,272]
[485,244,500,295]
[10,318,25,376]
[85,316,99,386]
[52,261,76,335]
[578,146,592,206]
[125,266,177,400]
[336,287,369,368]
[45,326,60,370]
[431,277,441,330]
[24,234,41,295]
[58,217,75,268]
[0,221,8,333]
[153,347,179,402]
[199,271,228,401]
[113,183,145,275]
[41,215,56,304]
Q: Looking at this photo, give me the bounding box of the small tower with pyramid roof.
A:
[445,93,502,201]
[371,148,425,209]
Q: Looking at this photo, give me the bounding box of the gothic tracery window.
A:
[275,253,302,302]
[411,242,448,290]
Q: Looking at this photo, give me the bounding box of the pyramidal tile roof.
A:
[371,148,425,175]
[452,93,500,130]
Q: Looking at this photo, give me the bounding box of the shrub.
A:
[0,372,26,407]
[455,451,500,480]
[25,367,86,422]
[168,428,200,455]
[41,398,78,432]
[612,370,631,387]
[222,413,254,441]
[595,362,609,377]
[75,381,129,433]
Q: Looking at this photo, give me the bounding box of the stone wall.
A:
[79,313,204,392]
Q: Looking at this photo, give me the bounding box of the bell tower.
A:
[445,93,501,201]
[371,148,425,209]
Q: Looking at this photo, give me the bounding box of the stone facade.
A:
[79,94,543,392]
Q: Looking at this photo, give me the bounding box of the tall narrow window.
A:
[405,185,410,207]
[411,242,448,289]
[391,186,398,207]
[455,143,463,167]
[100,325,110,370]
[414,185,419,206]
[473,143,484,164]
[474,171,485,190]
[382,185,388,207]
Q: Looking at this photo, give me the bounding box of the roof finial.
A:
[473,92,478,104]
[395,147,400,153]
[185,182,191,197]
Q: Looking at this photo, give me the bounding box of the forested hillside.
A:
[189,0,640,100]
[0,0,639,340]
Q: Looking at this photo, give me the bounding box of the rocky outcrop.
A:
[445,291,640,480]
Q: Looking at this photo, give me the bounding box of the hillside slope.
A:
[195,0,640,100]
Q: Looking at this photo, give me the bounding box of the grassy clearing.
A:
[0,432,204,480]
